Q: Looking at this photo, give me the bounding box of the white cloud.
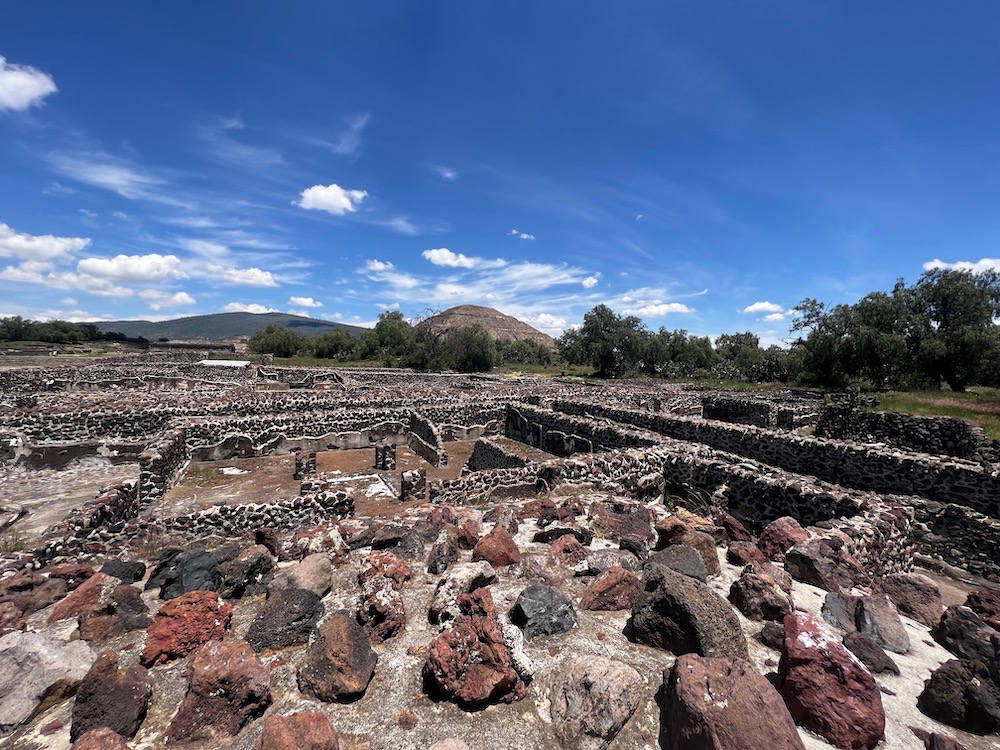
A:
[763,312,788,322]
[741,301,784,314]
[0,261,134,297]
[0,222,90,261]
[180,239,230,259]
[61,297,78,306]
[375,302,400,310]
[423,248,477,269]
[222,302,278,314]
[582,276,599,289]
[48,151,190,207]
[624,302,694,317]
[296,183,367,215]
[923,258,1000,274]
[332,113,370,156]
[139,289,195,310]
[380,217,420,235]
[215,266,278,287]
[434,165,458,180]
[289,296,322,308]
[365,259,393,272]
[287,308,313,317]
[77,253,187,284]
[508,229,535,240]
[198,115,283,168]
[0,56,57,111]
[525,312,567,336]
[362,259,419,289]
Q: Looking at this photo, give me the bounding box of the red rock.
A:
[880,573,943,628]
[0,601,26,636]
[166,640,271,742]
[758,517,809,562]
[472,527,521,567]
[423,588,527,708]
[455,520,481,550]
[258,711,340,750]
[547,535,588,566]
[588,500,654,542]
[140,590,232,666]
[784,536,872,593]
[964,586,1000,630]
[726,541,768,567]
[44,564,96,591]
[728,566,793,621]
[580,566,640,611]
[48,572,118,624]
[71,726,131,749]
[654,519,721,576]
[298,610,377,702]
[78,584,149,642]
[359,550,412,590]
[778,614,885,750]
[357,575,407,643]
[714,513,755,543]
[662,654,805,750]
[0,571,66,615]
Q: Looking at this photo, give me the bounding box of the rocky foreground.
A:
[0,489,998,750]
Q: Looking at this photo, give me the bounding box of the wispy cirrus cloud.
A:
[197,115,284,169]
[0,55,57,111]
[48,150,192,208]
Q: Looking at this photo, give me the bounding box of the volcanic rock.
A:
[48,572,118,624]
[548,655,643,750]
[428,561,497,625]
[580,567,640,611]
[757,516,809,562]
[146,548,221,600]
[358,574,407,643]
[71,727,132,749]
[842,632,900,676]
[472,527,521,567]
[647,545,709,582]
[269,552,333,598]
[140,590,232,667]
[784,536,872,592]
[931,605,1000,664]
[856,594,910,654]
[257,711,341,750]
[879,572,944,628]
[917,658,1000,734]
[78,583,149,642]
[100,560,147,585]
[70,651,151,741]
[246,587,323,652]
[509,584,576,639]
[298,610,377,702]
[218,544,274,599]
[728,565,793,621]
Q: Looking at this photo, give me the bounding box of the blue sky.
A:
[1,3,997,344]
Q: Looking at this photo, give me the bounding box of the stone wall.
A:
[465,437,528,472]
[700,396,818,430]
[505,403,661,455]
[552,399,1000,517]
[816,406,999,462]
[407,412,448,467]
[137,428,190,506]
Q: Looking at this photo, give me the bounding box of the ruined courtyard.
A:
[1,354,999,750]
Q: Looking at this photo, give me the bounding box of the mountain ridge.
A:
[89,312,367,341]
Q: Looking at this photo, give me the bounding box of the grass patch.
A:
[179,463,218,487]
[877,388,1000,440]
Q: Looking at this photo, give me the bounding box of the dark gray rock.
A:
[510,585,576,640]
[856,594,910,654]
[931,606,1000,664]
[821,592,860,633]
[70,651,151,741]
[646,545,709,582]
[728,566,793,621]
[247,587,323,652]
[100,560,146,584]
[843,632,900,676]
[218,545,274,599]
[146,549,221,600]
[917,658,1000,734]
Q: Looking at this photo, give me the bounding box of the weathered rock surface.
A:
[964,586,1000,630]
[78,583,149,642]
[630,563,748,660]
[757,516,809,562]
[472,527,521,567]
[647,544,709,582]
[728,565,793,621]
[428,561,496,625]
[654,518,721,576]
[48,572,118,624]
[574,548,640,576]
[140,589,232,666]
[778,614,885,750]
[424,588,527,709]
[100,560,147,584]
[548,655,642,750]
[70,651,151,741]
[219,544,274,599]
[0,601,26,637]
[146,548,221,600]
[247,587,323,652]
[71,726,132,749]
[358,574,407,643]
[580,566,640,611]
[269,552,333,598]
[931,605,1000,664]
[509,584,576,639]
[880,572,944,628]
[166,639,272,742]
[842,631,900,676]
[257,711,341,750]
[856,594,910,654]
[298,610,377,702]
[0,630,96,730]
[917,658,1000,734]
[662,654,805,750]
[0,572,67,615]
[784,536,873,592]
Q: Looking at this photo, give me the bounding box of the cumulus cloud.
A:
[0,56,57,111]
[139,289,195,310]
[582,276,599,289]
[423,248,477,269]
[365,259,393,272]
[508,229,535,240]
[0,222,90,261]
[524,312,567,336]
[362,259,420,289]
[289,296,322,307]
[923,258,1000,274]
[204,265,278,287]
[624,302,694,317]
[222,302,278,314]
[741,301,783,314]
[77,253,187,284]
[0,261,134,297]
[296,183,367,215]
[763,312,788,322]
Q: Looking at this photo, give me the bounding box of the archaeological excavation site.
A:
[1,354,999,750]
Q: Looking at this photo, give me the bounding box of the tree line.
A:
[0,316,131,345]
[248,311,553,372]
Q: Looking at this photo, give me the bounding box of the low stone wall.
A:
[505,403,661,456]
[816,406,999,463]
[700,396,818,430]
[552,399,1000,517]
[408,412,448,467]
[466,437,528,472]
[137,429,190,506]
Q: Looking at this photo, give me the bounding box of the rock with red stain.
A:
[588,499,654,542]
[71,727,131,749]
[257,711,341,750]
[140,590,232,667]
[0,572,66,615]
[965,587,1000,631]
[166,639,271,742]
[728,566,793,621]
[784,536,873,593]
[547,535,588,566]
[714,513,755,543]
[423,588,527,709]
[472,527,521,567]
[48,572,118,624]
[359,550,412,591]
[78,584,149,642]
[357,575,406,643]
[298,610,377,702]
[0,602,26,637]
[662,654,805,750]
[44,564,96,591]
[778,614,885,750]
[726,541,769,567]
[758,517,810,563]
[880,572,944,628]
[70,651,151,741]
[654,519,721,577]
[580,567,640,611]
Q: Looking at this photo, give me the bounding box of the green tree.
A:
[356,310,415,363]
[444,324,496,372]
[559,304,646,377]
[309,329,358,360]
[247,324,306,358]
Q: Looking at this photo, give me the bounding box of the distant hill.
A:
[91,312,368,341]
[416,305,556,349]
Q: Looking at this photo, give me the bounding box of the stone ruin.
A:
[1,354,998,749]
